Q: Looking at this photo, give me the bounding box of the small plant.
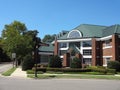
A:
[22,54,34,71]
[70,57,82,68]
[107,61,120,72]
[48,55,62,68]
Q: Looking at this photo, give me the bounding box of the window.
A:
[59,43,67,48]
[105,58,110,66]
[40,55,49,63]
[83,50,92,55]
[83,58,92,65]
[69,42,80,49]
[83,41,92,47]
[59,50,67,55]
[67,30,82,38]
[105,40,111,46]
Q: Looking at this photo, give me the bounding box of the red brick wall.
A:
[92,38,103,66]
[102,34,119,62]
[92,38,97,66]
[63,53,70,67]
[112,34,119,60]
[103,48,112,56]
[54,41,59,55]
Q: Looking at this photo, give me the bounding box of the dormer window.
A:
[67,30,82,38]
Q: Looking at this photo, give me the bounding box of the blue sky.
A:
[0,0,120,39]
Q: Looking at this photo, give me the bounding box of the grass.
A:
[27,74,120,80]
[2,67,16,76]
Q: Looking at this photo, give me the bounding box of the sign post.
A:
[12,53,16,67]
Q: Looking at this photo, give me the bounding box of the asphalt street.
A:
[0,63,120,90]
[0,77,120,90]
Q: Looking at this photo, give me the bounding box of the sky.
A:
[0,0,120,39]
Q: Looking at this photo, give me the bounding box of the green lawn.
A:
[2,67,16,76]
[27,74,120,80]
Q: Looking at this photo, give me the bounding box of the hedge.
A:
[31,67,116,75]
[32,67,91,73]
[32,67,46,72]
[91,68,116,74]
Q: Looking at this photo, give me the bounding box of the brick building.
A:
[39,24,120,67]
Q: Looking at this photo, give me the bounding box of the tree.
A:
[0,47,11,62]
[1,21,27,57]
[1,21,39,65]
[42,34,56,42]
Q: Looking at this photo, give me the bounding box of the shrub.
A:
[106,69,116,74]
[91,68,107,74]
[22,54,34,71]
[70,57,82,68]
[47,68,91,73]
[107,61,120,72]
[48,55,62,68]
[62,68,91,73]
[27,70,44,74]
[27,70,34,74]
[32,67,46,72]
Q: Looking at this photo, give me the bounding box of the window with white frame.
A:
[83,58,92,65]
[105,57,110,66]
[67,30,82,38]
[59,43,67,48]
[105,40,111,46]
[83,41,92,47]
[83,49,92,55]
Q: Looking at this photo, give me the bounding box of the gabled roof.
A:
[58,24,107,40]
[102,24,120,37]
[38,42,54,52]
[74,24,107,38]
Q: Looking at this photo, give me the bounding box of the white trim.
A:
[82,47,92,49]
[103,57,111,67]
[60,56,63,58]
[57,38,92,43]
[103,56,112,58]
[67,29,82,38]
[83,56,92,58]
[39,52,53,55]
[103,46,112,49]
[59,48,68,50]
[103,64,107,67]
[52,38,92,44]
[97,35,112,41]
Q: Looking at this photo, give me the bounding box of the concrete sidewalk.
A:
[11,67,27,78]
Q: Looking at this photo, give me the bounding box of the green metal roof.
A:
[58,24,107,40]
[102,24,120,37]
[75,24,107,38]
[38,43,54,52]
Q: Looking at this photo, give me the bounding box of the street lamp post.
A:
[34,45,39,78]
[33,36,49,78]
